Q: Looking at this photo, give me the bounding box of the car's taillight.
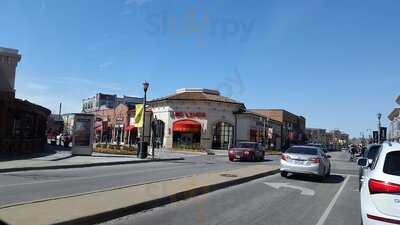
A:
[369,179,400,194]
[281,154,288,161]
[309,158,321,164]
[244,151,250,155]
[228,150,234,154]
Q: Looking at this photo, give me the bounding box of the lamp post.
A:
[139,81,149,159]
[377,113,382,143]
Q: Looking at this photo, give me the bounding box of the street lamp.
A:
[139,81,149,159]
[377,113,382,143]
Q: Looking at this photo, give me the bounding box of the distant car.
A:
[358,144,381,190]
[359,142,400,225]
[228,142,265,162]
[280,145,331,180]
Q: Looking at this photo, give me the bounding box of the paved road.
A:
[0,154,280,207]
[100,151,360,225]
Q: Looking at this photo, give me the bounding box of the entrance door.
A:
[173,120,201,149]
[212,122,234,149]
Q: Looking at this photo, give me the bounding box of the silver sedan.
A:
[280,145,331,180]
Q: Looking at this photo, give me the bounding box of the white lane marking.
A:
[316,175,350,225]
[264,182,315,196]
[333,173,357,177]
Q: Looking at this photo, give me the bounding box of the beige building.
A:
[388,95,400,142]
[150,88,283,150]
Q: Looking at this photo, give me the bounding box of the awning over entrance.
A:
[173,120,201,133]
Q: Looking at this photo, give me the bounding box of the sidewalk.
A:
[0,164,279,225]
[0,149,183,173]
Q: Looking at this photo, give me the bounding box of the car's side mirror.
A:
[357,158,369,167]
[326,155,331,159]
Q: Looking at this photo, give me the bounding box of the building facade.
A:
[388,95,400,142]
[326,130,349,149]
[306,128,327,145]
[82,93,142,113]
[150,88,284,150]
[250,109,306,150]
[0,47,50,155]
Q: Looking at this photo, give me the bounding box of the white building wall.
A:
[152,101,240,149]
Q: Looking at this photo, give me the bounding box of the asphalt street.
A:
[100,151,360,225]
[0,154,280,207]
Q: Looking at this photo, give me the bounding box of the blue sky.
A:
[1,0,400,137]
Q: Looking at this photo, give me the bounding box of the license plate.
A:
[292,160,304,165]
[236,155,241,159]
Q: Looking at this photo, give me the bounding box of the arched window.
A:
[212,122,234,150]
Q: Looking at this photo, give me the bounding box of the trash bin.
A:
[138,141,148,159]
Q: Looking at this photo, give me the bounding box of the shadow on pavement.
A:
[234,159,274,163]
[0,145,73,162]
[0,220,8,225]
[287,174,345,184]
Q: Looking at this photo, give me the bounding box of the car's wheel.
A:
[326,166,331,177]
[260,152,265,161]
[281,171,288,177]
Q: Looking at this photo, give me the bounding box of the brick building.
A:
[250,109,306,150]
[306,128,327,145]
[0,47,50,155]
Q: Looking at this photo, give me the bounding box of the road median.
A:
[0,165,279,225]
[0,157,184,173]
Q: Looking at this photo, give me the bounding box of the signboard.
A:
[380,127,387,142]
[71,114,95,156]
[174,112,207,118]
[373,131,379,143]
[74,118,91,146]
[268,128,273,139]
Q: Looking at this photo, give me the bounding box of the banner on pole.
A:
[135,104,144,128]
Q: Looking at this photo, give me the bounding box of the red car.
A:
[228,142,265,162]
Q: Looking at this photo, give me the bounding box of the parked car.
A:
[358,144,381,190]
[359,142,400,225]
[280,145,331,180]
[228,142,265,162]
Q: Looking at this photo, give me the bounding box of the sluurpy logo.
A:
[144,10,255,43]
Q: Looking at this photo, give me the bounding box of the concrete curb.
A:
[52,168,280,225]
[0,158,184,173]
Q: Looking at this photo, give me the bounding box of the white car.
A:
[359,142,400,225]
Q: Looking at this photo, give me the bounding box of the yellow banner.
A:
[135,104,144,128]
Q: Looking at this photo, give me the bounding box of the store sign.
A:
[174,112,207,118]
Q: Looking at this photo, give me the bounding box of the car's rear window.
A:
[286,147,318,155]
[237,143,257,149]
[383,151,400,176]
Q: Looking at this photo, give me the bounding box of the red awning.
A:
[173,120,201,133]
[125,125,137,132]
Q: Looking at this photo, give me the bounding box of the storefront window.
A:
[173,120,201,149]
[212,122,234,149]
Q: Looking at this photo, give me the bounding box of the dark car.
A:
[228,142,265,162]
[358,144,381,190]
